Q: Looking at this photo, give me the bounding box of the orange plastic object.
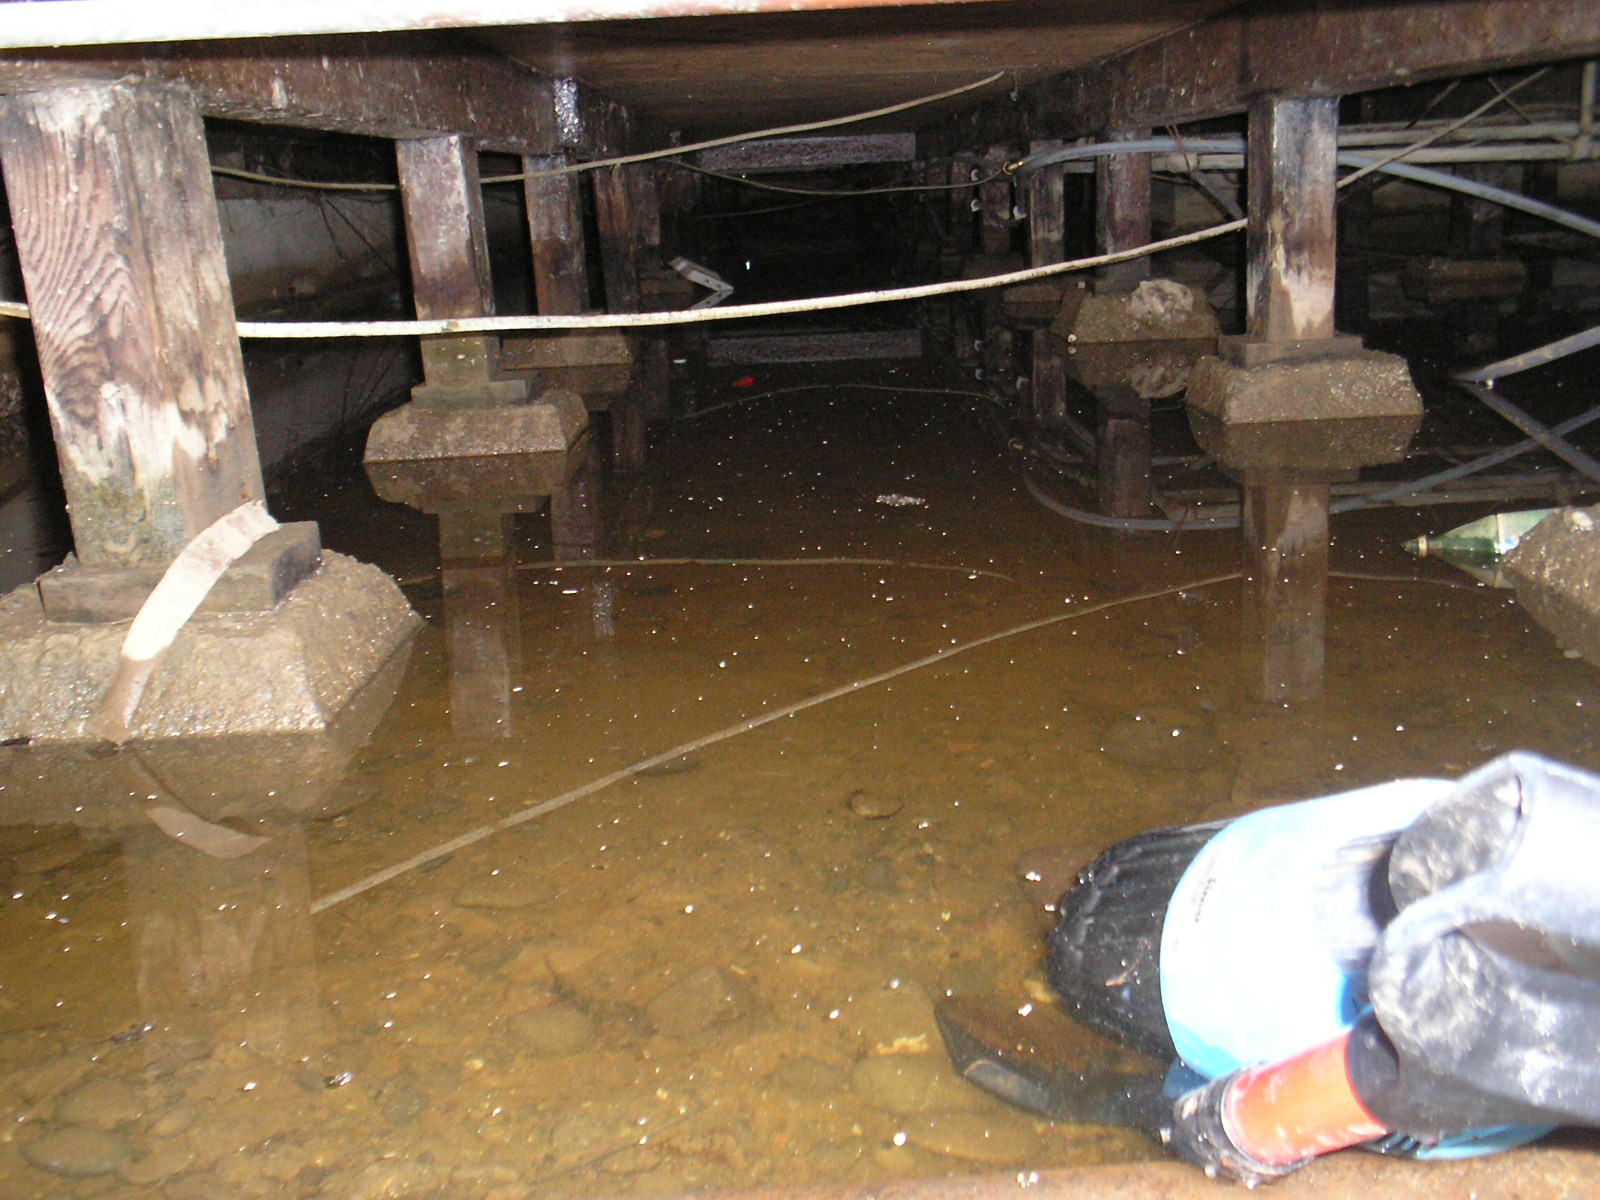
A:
[1224,1032,1389,1165]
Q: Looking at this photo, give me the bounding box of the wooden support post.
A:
[978,148,1013,257]
[1026,142,1066,268]
[1235,95,1341,702]
[592,163,658,470]
[1027,141,1068,428]
[1242,476,1329,703]
[1096,390,1152,519]
[523,155,590,315]
[592,164,641,313]
[1094,128,1151,294]
[397,135,526,406]
[1449,162,1519,258]
[1245,96,1338,344]
[0,82,266,570]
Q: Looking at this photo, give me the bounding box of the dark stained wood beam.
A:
[1094,128,1151,294]
[955,0,1600,146]
[1245,96,1337,343]
[397,135,506,396]
[697,133,917,173]
[0,35,565,155]
[525,156,592,315]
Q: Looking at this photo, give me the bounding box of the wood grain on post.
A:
[1026,141,1066,268]
[1094,127,1151,294]
[1246,96,1338,344]
[592,164,641,314]
[523,155,590,315]
[397,134,499,387]
[0,81,265,569]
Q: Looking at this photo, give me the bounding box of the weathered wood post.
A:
[0,82,268,576]
[396,134,524,410]
[1094,128,1152,295]
[366,135,588,559]
[0,81,418,741]
[1026,142,1068,427]
[1187,95,1419,704]
[1240,97,1339,702]
[978,147,1013,257]
[523,154,591,316]
[592,163,655,470]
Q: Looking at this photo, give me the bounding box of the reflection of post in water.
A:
[366,428,607,735]
[121,812,320,1066]
[440,510,524,738]
[1240,473,1330,703]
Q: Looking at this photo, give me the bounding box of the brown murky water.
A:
[2,359,1598,1198]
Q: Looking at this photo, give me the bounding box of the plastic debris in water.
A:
[1403,509,1556,588]
[876,494,927,508]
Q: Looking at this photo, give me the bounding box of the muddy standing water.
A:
[2,362,1598,1199]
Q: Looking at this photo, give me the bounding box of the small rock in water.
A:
[846,789,902,819]
[845,979,940,1053]
[376,1070,430,1128]
[507,1002,595,1055]
[55,1077,144,1129]
[850,1054,985,1115]
[645,964,749,1037]
[901,1110,1042,1163]
[770,1056,849,1098]
[23,1126,131,1177]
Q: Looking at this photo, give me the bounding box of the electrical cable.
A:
[309,560,1490,914]
[309,570,1242,912]
[667,158,1009,200]
[679,381,1001,421]
[211,164,398,193]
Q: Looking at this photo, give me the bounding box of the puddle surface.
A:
[2,364,1598,1198]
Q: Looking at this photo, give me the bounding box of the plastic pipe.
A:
[1460,324,1600,382]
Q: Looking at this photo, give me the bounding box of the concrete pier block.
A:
[1051,278,1221,345]
[364,388,588,463]
[1505,505,1600,664]
[0,551,419,743]
[1185,350,1422,425]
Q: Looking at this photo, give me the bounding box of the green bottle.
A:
[1403,509,1556,587]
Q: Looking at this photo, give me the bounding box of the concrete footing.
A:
[364,387,588,463]
[1052,278,1221,344]
[0,551,419,743]
[1186,349,1422,425]
[1505,504,1600,664]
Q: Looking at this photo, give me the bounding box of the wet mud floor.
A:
[2,358,1599,1199]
